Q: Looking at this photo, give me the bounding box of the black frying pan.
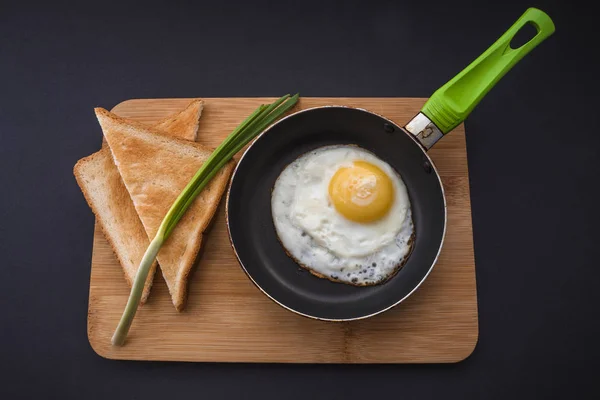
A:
[226,8,554,320]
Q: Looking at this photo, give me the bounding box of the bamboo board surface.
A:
[87,97,478,363]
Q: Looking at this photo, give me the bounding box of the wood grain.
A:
[86,98,478,363]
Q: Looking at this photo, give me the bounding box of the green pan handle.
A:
[421,7,555,134]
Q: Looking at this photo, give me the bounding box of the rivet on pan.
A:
[423,160,432,174]
[383,123,395,133]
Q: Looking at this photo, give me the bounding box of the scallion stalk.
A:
[111,93,299,346]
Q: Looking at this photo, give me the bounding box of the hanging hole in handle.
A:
[510,22,539,49]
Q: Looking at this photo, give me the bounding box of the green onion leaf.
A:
[111,94,299,346]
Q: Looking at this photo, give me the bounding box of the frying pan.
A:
[226,8,555,320]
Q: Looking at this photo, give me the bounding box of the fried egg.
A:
[271,145,414,285]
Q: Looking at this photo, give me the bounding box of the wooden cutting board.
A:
[87,97,478,363]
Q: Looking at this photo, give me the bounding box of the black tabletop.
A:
[2,0,598,398]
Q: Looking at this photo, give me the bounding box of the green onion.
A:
[111,93,299,346]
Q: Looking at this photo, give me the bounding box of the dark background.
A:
[1,0,598,398]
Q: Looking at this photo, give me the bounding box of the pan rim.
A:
[225,105,448,321]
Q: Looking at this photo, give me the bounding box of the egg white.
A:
[271,145,415,285]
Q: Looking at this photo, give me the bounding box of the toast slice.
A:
[74,100,203,303]
[95,108,235,311]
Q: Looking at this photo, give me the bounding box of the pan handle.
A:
[406,7,555,149]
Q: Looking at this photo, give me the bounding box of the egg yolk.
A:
[328,161,394,223]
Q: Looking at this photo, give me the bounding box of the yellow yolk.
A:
[328,161,394,223]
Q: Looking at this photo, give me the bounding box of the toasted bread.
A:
[95,108,235,311]
[74,100,203,303]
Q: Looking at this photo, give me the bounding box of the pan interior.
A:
[227,107,446,320]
